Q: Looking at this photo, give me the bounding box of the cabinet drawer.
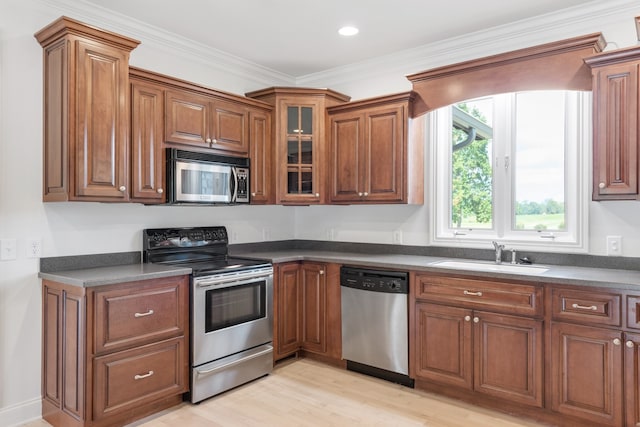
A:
[93,337,187,420]
[414,274,542,316]
[93,276,188,354]
[551,288,621,326]
[626,295,640,330]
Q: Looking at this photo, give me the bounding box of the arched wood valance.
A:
[407,33,606,117]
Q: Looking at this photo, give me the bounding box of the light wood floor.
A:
[25,358,551,427]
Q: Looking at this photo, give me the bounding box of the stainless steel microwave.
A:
[166,148,249,204]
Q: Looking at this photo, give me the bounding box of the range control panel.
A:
[340,266,408,294]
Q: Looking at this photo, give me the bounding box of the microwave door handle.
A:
[230,167,238,203]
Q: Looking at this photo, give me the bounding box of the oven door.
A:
[192,267,273,367]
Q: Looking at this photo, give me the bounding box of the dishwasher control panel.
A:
[340,266,408,294]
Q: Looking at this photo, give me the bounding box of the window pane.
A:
[287,107,299,134]
[513,91,566,231]
[301,107,313,134]
[287,139,299,164]
[450,99,493,229]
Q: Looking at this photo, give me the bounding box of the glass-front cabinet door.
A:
[287,105,314,195]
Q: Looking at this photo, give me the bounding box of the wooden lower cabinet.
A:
[273,262,341,363]
[414,302,543,407]
[42,275,189,427]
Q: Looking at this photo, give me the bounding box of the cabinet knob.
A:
[157,188,164,194]
[119,186,126,192]
[358,192,363,197]
[599,182,606,189]
[363,192,369,196]
[206,138,212,143]
[627,340,635,348]
[212,138,217,144]
[473,317,480,323]
[464,315,471,322]
[315,193,320,197]
[319,270,325,275]
[613,338,622,346]
[251,192,256,196]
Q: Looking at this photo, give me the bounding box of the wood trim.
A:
[246,86,351,104]
[129,67,273,111]
[636,16,640,41]
[407,33,605,116]
[326,91,414,115]
[34,16,140,51]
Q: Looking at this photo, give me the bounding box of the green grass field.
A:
[459,213,565,230]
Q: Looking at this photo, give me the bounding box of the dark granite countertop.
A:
[38,263,192,287]
[232,249,640,291]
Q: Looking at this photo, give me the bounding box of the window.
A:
[429,90,590,252]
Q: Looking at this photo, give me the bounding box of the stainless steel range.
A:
[143,226,273,403]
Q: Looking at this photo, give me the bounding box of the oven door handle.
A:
[195,270,273,289]
[195,346,273,378]
[230,167,238,203]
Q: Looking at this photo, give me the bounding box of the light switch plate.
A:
[1,238,17,260]
[606,235,622,256]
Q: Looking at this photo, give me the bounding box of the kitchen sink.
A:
[430,260,549,275]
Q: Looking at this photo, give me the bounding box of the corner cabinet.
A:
[35,16,140,202]
[586,46,640,200]
[273,262,342,364]
[246,87,351,205]
[327,92,424,204]
[42,275,189,427]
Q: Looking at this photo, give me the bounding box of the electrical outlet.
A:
[27,239,42,258]
[393,230,403,244]
[0,239,17,260]
[606,235,622,256]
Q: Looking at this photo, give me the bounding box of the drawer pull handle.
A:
[571,303,597,311]
[134,309,154,318]
[464,290,483,297]
[134,370,154,380]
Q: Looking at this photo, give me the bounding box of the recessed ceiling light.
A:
[338,26,359,36]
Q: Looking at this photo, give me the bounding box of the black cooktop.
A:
[142,226,270,276]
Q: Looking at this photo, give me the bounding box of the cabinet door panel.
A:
[75,39,129,199]
[474,311,543,407]
[330,114,363,201]
[551,322,623,426]
[211,100,248,155]
[131,81,164,202]
[301,263,326,353]
[592,62,639,199]
[625,333,640,427]
[248,109,272,204]
[275,263,301,359]
[414,302,473,389]
[165,90,209,146]
[365,106,404,201]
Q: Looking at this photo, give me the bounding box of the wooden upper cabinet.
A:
[246,87,350,205]
[248,108,273,204]
[130,77,165,203]
[327,92,423,204]
[35,16,140,202]
[586,46,640,200]
[165,89,249,155]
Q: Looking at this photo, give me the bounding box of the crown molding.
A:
[38,0,294,87]
[297,0,640,89]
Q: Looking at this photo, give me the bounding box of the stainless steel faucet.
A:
[492,241,505,264]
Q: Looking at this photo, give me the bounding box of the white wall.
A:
[2,0,640,425]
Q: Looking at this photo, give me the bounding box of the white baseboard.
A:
[0,397,42,427]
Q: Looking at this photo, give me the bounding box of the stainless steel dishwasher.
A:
[341,266,414,387]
